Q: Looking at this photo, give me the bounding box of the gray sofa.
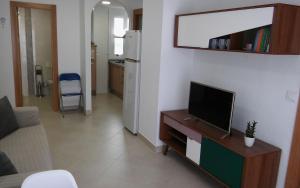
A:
[0,107,52,188]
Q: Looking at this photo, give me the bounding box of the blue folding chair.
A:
[59,73,83,117]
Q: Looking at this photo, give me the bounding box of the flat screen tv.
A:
[188,82,235,133]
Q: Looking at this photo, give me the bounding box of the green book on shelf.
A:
[253,30,259,51]
[264,28,271,52]
[255,29,264,52]
[260,28,267,52]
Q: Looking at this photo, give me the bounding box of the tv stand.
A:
[220,132,231,139]
[160,110,281,188]
[183,116,193,121]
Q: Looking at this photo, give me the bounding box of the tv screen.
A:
[188,82,235,133]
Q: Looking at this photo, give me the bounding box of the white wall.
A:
[138,0,164,146]
[0,1,16,105]
[135,0,143,9]
[0,0,82,106]
[139,0,199,146]
[192,52,300,188]
[80,0,86,108]
[56,0,81,75]
[93,6,109,94]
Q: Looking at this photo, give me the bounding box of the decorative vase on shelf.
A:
[244,136,255,147]
[244,121,258,148]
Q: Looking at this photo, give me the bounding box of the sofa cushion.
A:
[0,125,52,173]
[14,107,40,128]
[0,97,19,139]
[0,151,17,176]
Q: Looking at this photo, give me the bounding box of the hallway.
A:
[39,94,219,188]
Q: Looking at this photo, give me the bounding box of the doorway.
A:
[91,0,129,108]
[10,1,59,111]
[87,0,143,135]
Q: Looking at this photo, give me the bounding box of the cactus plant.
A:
[245,121,257,138]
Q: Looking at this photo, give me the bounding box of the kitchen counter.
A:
[108,59,125,67]
[109,62,124,67]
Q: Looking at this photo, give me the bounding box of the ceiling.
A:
[94,0,125,9]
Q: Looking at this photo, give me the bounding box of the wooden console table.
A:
[160,110,281,188]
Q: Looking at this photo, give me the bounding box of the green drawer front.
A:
[200,138,244,188]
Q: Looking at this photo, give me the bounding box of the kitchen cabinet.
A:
[133,8,143,30]
[201,138,244,188]
[109,63,124,99]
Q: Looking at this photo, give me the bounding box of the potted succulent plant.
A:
[244,121,258,147]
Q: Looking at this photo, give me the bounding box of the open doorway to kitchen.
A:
[90,0,128,132]
[10,1,59,111]
[90,0,142,135]
[91,0,129,99]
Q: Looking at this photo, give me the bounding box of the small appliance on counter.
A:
[108,59,125,64]
[123,30,141,135]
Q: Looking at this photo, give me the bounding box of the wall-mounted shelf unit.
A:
[174,4,300,55]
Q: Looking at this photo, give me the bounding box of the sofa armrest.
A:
[0,172,33,188]
[14,107,41,128]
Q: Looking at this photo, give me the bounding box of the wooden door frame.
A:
[10,1,59,111]
[285,94,300,188]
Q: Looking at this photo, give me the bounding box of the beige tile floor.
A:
[24,94,220,188]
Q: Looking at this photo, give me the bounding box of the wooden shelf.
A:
[161,138,186,157]
[174,3,300,55]
[168,129,187,144]
[175,46,271,55]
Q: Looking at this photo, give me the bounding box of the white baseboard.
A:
[84,110,92,115]
[138,134,163,153]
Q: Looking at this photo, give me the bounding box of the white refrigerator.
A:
[123,30,141,134]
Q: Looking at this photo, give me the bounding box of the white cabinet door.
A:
[124,31,141,61]
[177,7,274,48]
[186,137,201,165]
[123,61,140,134]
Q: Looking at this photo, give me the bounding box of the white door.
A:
[123,61,140,134]
[124,31,141,61]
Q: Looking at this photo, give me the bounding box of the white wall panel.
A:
[178,7,274,48]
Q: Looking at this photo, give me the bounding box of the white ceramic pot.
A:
[244,136,255,147]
